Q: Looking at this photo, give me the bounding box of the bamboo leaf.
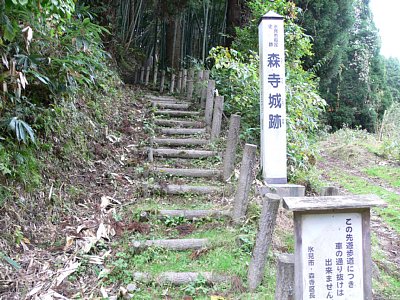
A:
[0,252,21,270]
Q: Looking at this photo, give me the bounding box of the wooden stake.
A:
[148,147,154,162]
[187,80,194,100]
[232,144,257,224]
[205,80,215,131]
[247,193,281,291]
[222,115,241,181]
[211,96,224,141]
[275,254,295,300]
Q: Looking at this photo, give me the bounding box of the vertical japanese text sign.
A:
[259,11,287,184]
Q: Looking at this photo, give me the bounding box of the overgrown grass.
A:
[329,170,400,234]
[363,166,400,188]
[327,127,400,161]
[104,204,282,299]
[328,169,400,297]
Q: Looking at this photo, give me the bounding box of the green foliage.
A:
[364,166,400,188]
[0,0,115,193]
[181,274,210,296]
[0,141,41,190]
[163,215,188,227]
[0,0,110,141]
[385,57,400,102]
[329,170,400,234]
[294,0,399,132]
[209,0,326,175]
[209,47,260,142]
[294,0,354,96]
[0,251,21,270]
[107,251,134,284]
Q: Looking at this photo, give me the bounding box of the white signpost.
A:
[282,195,387,300]
[259,11,287,184]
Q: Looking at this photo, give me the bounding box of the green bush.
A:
[0,0,110,143]
[0,0,117,199]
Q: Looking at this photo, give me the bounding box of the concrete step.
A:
[152,148,217,159]
[132,238,209,251]
[154,110,200,117]
[153,167,222,178]
[133,272,231,285]
[152,138,209,147]
[154,119,204,128]
[158,128,206,135]
[154,102,190,110]
[150,184,222,195]
[155,209,231,220]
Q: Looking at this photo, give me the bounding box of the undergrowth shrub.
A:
[0,0,120,205]
[377,102,400,160]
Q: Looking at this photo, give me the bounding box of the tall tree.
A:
[294,0,354,101]
[385,57,400,103]
[295,0,392,131]
[226,0,242,47]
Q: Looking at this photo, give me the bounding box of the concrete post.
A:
[248,193,281,291]
[222,115,241,181]
[232,144,257,223]
[204,80,216,131]
[210,96,224,141]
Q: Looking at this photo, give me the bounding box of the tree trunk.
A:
[166,17,182,70]
[225,0,242,47]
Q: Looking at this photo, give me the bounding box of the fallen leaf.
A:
[76,225,88,233]
[190,248,209,260]
[36,289,69,300]
[27,283,45,297]
[56,261,81,286]
[64,236,76,251]
[96,222,109,240]
[100,286,109,298]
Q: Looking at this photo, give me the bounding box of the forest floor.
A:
[0,86,399,299]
